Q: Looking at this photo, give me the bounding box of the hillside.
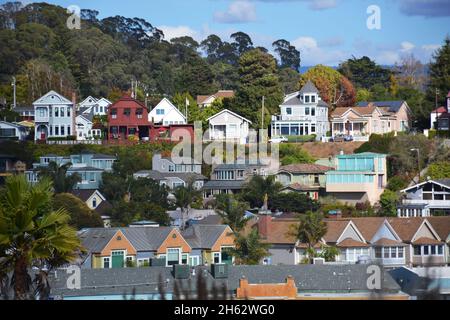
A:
[296,142,365,158]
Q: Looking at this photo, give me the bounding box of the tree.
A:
[38,162,81,194]
[338,56,392,90]
[228,229,271,265]
[53,193,103,229]
[232,48,284,127]
[240,175,283,209]
[173,180,203,230]
[230,32,253,56]
[395,54,427,90]
[379,190,399,217]
[215,194,250,232]
[288,211,327,263]
[271,192,320,213]
[0,175,82,300]
[300,65,356,109]
[427,37,450,109]
[278,67,301,94]
[426,161,450,180]
[201,34,224,63]
[272,39,300,70]
[279,144,316,165]
[387,175,408,192]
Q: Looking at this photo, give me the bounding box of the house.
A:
[0,121,30,141]
[78,96,112,116]
[207,109,252,145]
[430,92,450,131]
[270,81,329,141]
[167,208,218,227]
[203,159,272,198]
[331,101,411,141]
[325,152,387,205]
[251,214,450,268]
[0,154,26,184]
[71,189,112,216]
[133,154,206,190]
[275,163,333,200]
[197,90,235,108]
[75,110,102,141]
[25,153,116,190]
[33,91,76,141]
[398,179,450,217]
[148,98,186,126]
[108,95,151,141]
[13,106,34,121]
[45,264,406,300]
[78,224,234,269]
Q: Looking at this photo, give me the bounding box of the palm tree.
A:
[241,175,283,209]
[289,211,327,263]
[173,180,202,230]
[38,161,81,194]
[0,175,83,300]
[228,229,271,265]
[215,194,250,233]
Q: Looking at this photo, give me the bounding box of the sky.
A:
[8,0,450,66]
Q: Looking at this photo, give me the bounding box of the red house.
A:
[107,95,151,140]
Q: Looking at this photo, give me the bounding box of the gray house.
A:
[25,153,116,190]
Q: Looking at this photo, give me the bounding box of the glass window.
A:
[167,248,180,266]
[423,246,429,255]
[61,126,65,136]
[375,247,382,258]
[55,108,59,117]
[384,247,390,258]
[311,107,316,116]
[181,254,188,265]
[305,95,310,103]
[286,108,292,115]
[414,246,421,255]
[305,107,310,115]
[311,95,316,103]
[124,108,131,116]
[431,246,436,255]
[398,247,404,258]
[438,246,443,255]
[213,252,221,264]
[67,108,71,117]
[55,126,59,136]
[103,257,110,269]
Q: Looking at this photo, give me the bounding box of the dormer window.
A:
[305,95,310,103]
[311,95,316,103]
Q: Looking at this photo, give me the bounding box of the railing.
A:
[272,115,315,122]
[46,140,103,145]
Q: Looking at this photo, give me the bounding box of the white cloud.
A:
[291,36,346,65]
[422,44,440,52]
[214,1,257,23]
[400,41,415,52]
[158,25,198,41]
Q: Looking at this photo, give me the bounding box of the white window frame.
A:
[166,248,181,266]
[189,256,200,266]
[213,252,221,264]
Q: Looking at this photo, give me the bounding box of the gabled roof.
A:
[336,238,370,248]
[357,101,406,113]
[207,109,252,124]
[427,217,450,241]
[181,225,230,249]
[33,90,72,105]
[151,98,186,121]
[197,90,235,104]
[299,80,319,95]
[278,164,333,174]
[79,96,97,106]
[134,170,206,182]
[401,179,450,193]
[331,106,378,118]
[71,189,105,202]
[387,218,439,243]
[350,217,386,241]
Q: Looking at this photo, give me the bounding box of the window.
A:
[111,109,117,119]
[124,108,131,116]
[424,246,429,255]
[305,95,310,103]
[213,252,221,264]
[55,108,59,117]
[60,107,65,117]
[67,108,71,117]
[311,95,316,103]
[398,247,404,258]
[181,254,188,265]
[61,126,65,136]
[384,247,390,258]
[414,246,421,255]
[189,256,200,266]
[305,107,310,116]
[286,108,292,115]
[103,257,110,269]
[67,126,71,135]
[39,108,46,117]
[156,109,165,115]
[167,248,180,266]
[136,108,143,119]
[438,245,443,255]
[55,126,59,136]
[138,258,150,267]
[92,197,97,208]
[311,124,316,133]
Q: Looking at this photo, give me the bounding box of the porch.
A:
[332,120,369,140]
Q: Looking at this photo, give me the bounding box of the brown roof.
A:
[279,164,333,174]
[337,238,370,248]
[71,189,98,202]
[262,220,298,244]
[323,220,350,243]
[94,200,112,215]
[372,238,405,247]
[349,218,386,242]
[387,218,427,243]
[197,90,235,104]
[426,217,450,241]
[331,106,377,118]
[283,183,320,192]
[412,237,443,245]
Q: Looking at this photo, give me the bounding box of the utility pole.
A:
[11,76,16,109]
[261,96,265,130]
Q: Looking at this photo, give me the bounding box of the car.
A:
[269,136,288,143]
[344,135,354,142]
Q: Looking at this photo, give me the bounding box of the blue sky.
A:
[10,0,450,66]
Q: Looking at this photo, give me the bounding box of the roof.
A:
[203,180,245,190]
[349,218,386,242]
[357,101,406,113]
[299,80,319,95]
[412,237,443,245]
[387,218,429,243]
[46,264,401,298]
[13,106,34,112]
[94,200,112,215]
[197,90,235,104]
[279,164,333,174]
[71,189,104,202]
[282,183,320,192]
[181,225,229,249]
[91,154,116,160]
[195,215,223,225]
[206,109,252,124]
[372,238,406,247]
[431,106,447,113]
[68,166,103,172]
[134,170,206,182]
[336,238,370,248]
[33,90,72,105]
[331,105,377,117]
[401,179,450,193]
[323,220,351,243]
[427,217,450,241]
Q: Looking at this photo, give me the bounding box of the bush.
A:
[286,135,317,143]
[428,130,450,139]
[279,144,316,165]
[387,175,408,192]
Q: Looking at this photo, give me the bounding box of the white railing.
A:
[47,140,103,145]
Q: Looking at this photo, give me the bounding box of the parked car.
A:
[269,136,288,143]
[330,134,353,142]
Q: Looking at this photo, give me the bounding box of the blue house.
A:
[25,153,116,190]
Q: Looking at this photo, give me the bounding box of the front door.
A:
[111,251,124,268]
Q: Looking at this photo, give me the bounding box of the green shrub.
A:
[287,135,317,143]
[428,130,450,139]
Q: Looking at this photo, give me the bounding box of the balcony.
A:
[403,199,450,208]
[272,115,315,122]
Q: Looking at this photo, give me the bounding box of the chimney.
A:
[258,214,272,238]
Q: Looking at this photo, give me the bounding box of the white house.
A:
[430,91,450,131]
[0,121,30,141]
[78,96,111,116]
[271,80,329,141]
[75,111,102,140]
[148,98,186,126]
[207,109,252,145]
[33,90,75,141]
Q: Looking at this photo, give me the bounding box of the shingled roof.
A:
[279,163,333,174]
